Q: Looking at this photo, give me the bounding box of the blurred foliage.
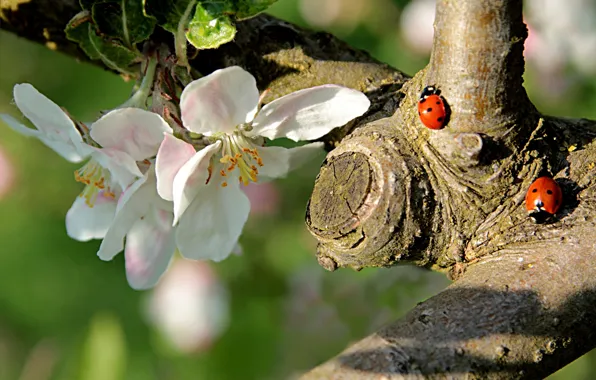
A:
[0,0,595,379]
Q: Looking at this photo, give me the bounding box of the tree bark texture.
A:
[1,0,595,378]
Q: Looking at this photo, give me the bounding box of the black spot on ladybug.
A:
[532,188,538,193]
[420,98,427,104]
[436,101,441,105]
[546,189,553,195]
[426,107,432,112]
[437,116,444,122]
[555,199,560,205]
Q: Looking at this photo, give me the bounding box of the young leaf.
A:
[92,0,157,46]
[144,0,198,69]
[186,1,236,50]
[234,0,278,20]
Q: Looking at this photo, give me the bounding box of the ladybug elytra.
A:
[418,86,449,130]
[525,176,563,221]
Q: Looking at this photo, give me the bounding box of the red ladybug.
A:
[525,176,563,220]
[418,86,449,130]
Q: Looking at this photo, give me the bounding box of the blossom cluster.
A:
[0,66,370,289]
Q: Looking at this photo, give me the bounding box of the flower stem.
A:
[119,57,158,109]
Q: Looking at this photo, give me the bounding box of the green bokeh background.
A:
[0,0,595,379]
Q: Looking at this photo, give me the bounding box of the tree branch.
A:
[428,0,533,142]
[303,242,596,379]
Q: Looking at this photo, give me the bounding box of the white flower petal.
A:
[257,142,325,181]
[180,66,259,135]
[66,192,117,241]
[171,141,222,225]
[1,114,87,163]
[98,170,171,261]
[13,83,84,147]
[91,148,143,191]
[176,182,250,261]
[0,114,42,137]
[256,145,291,180]
[97,176,149,261]
[155,134,197,201]
[124,209,176,290]
[251,85,370,141]
[90,108,172,161]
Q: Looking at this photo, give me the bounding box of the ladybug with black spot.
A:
[525,176,563,222]
[418,86,449,130]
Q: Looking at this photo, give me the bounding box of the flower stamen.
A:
[74,160,115,206]
[205,164,213,184]
[215,133,265,186]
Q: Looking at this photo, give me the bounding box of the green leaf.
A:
[144,0,198,68]
[186,1,236,50]
[92,1,156,46]
[65,11,101,59]
[87,24,140,74]
[66,13,140,75]
[233,0,278,20]
[143,0,196,32]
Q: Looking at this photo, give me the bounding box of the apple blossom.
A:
[146,260,229,352]
[155,66,370,262]
[1,83,176,289]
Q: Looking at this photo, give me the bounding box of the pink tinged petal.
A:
[172,141,222,225]
[1,114,87,163]
[124,209,176,290]
[148,260,230,352]
[97,176,149,261]
[90,108,172,161]
[180,66,259,135]
[98,170,171,261]
[251,85,371,141]
[91,147,143,191]
[12,83,84,146]
[176,182,251,261]
[66,192,117,241]
[155,134,197,201]
[257,142,325,181]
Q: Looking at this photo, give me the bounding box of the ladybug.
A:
[525,176,563,222]
[418,86,449,130]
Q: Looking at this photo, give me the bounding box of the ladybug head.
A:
[528,209,553,224]
[420,85,440,100]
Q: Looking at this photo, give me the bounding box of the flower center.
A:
[215,133,264,187]
[74,160,116,206]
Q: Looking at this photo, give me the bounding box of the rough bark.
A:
[2,0,595,378]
